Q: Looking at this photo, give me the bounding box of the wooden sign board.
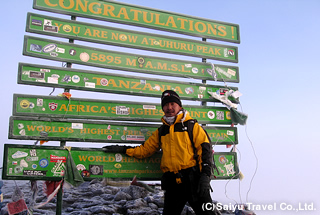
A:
[2,144,239,180]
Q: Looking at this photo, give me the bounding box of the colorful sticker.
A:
[216,111,225,120]
[119,34,127,41]
[19,130,26,136]
[56,47,65,53]
[30,44,42,52]
[39,158,49,168]
[61,75,71,83]
[80,52,90,62]
[207,111,215,119]
[89,165,103,175]
[114,163,122,169]
[227,68,236,76]
[48,103,58,111]
[185,87,194,94]
[26,157,39,162]
[192,67,198,74]
[44,19,52,26]
[224,163,235,176]
[48,77,58,84]
[76,164,86,171]
[37,99,43,106]
[219,155,227,164]
[115,153,123,162]
[23,170,47,176]
[140,80,146,85]
[216,66,232,78]
[126,135,145,141]
[137,57,145,68]
[20,159,28,168]
[100,78,108,86]
[63,25,72,32]
[226,111,231,120]
[50,155,66,163]
[20,100,30,109]
[14,166,23,174]
[116,106,130,115]
[31,19,42,26]
[227,130,234,136]
[49,51,58,57]
[154,85,161,91]
[143,105,156,109]
[72,123,83,129]
[69,49,76,56]
[12,151,28,159]
[43,25,58,33]
[40,68,51,73]
[29,71,45,79]
[85,82,95,88]
[72,75,80,83]
[42,44,57,53]
[51,161,65,176]
[81,170,90,177]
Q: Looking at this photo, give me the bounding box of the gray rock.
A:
[36,202,56,210]
[124,198,148,209]
[89,205,116,214]
[105,185,120,194]
[100,193,115,201]
[182,205,196,215]
[127,207,159,215]
[69,211,92,215]
[0,180,234,215]
[153,197,165,208]
[122,185,148,199]
[91,188,104,195]
[114,190,132,201]
[149,202,158,210]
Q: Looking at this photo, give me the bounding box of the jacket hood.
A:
[161,109,192,125]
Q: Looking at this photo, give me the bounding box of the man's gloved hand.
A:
[102,145,129,153]
[197,174,212,197]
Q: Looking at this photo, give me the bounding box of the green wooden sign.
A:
[33,0,240,43]
[2,144,238,180]
[9,116,238,145]
[2,144,162,180]
[27,13,238,62]
[18,63,239,102]
[23,36,239,82]
[213,152,239,180]
[13,94,233,124]
[9,116,157,143]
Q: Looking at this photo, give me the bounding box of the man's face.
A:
[163,102,182,117]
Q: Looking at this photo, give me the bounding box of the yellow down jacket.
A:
[126,110,211,174]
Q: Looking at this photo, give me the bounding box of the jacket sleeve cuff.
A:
[126,148,134,156]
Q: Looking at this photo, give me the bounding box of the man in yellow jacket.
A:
[103,90,215,215]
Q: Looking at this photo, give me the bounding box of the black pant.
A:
[161,168,215,215]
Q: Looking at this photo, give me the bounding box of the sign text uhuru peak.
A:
[27,13,238,62]
[34,0,240,43]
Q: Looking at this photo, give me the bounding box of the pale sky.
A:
[1,1,319,214]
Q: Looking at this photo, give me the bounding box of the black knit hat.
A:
[161,90,182,109]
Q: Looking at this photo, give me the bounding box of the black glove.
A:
[197,174,212,197]
[102,145,129,153]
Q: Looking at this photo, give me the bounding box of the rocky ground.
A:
[0,179,236,215]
